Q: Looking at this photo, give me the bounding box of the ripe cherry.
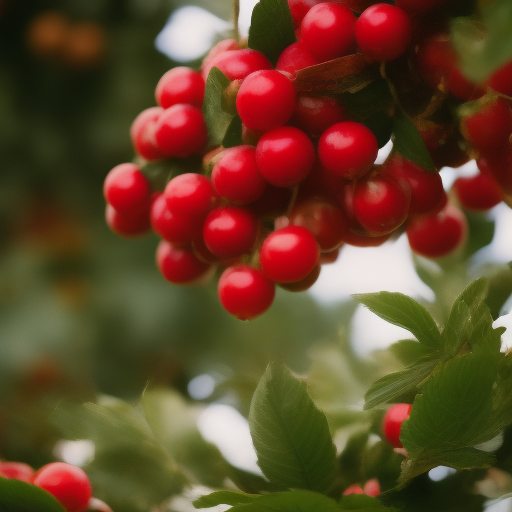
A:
[218,265,275,320]
[356,4,412,62]
[318,122,378,179]
[105,204,151,237]
[292,95,345,138]
[278,264,321,292]
[33,462,92,512]
[202,48,272,81]
[0,461,35,483]
[256,126,315,187]
[489,60,512,97]
[301,3,357,62]
[382,403,412,448]
[236,70,296,131]
[130,107,165,161]
[288,0,319,28]
[260,225,320,283]
[276,41,318,77]
[156,240,210,284]
[453,172,503,211]
[155,66,205,109]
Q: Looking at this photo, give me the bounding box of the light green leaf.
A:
[193,490,259,508]
[389,339,434,366]
[0,478,66,512]
[249,362,337,493]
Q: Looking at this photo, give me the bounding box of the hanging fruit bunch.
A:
[103,0,512,320]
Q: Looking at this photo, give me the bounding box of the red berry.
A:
[203,48,272,81]
[260,225,320,283]
[453,172,503,211]
[236,70,296,131]
[319,247,340,264]
[211,146,267,205]
[0,461,35,483]
[416,35,454,91]
[155,66,205,109]
[130,107,165,161]
[344,229,392,247]
[363,478,381,497]
[103,163,151,214]
[154,104,207,158]
[289,197,349,251]
[382,403,412,448]
[105,204,151,237]
[156,240,210,284]
[406,204,467,258]
[489,60,512,97]
[288,0,319,28]
[203,206,259,258]
[352,174,410,235]
[278,264,321,292]
[201,39,241,80]
[343,484,364,495]
[276,41,318,77]
[318,121,378,179]
[356,4,412,62]
[478,153,512,198]
[247,184,292,220]
[218,265,275,320]
[33,462,92,512]
[164,173,217,224]
[256,126,315,187]
[301,3,357,62]
[292,94,345,137]
[448,68,484,102]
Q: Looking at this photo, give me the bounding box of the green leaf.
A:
[392,112,437,172]
[486,262,512,319]
[249,362,337,493]
[353,292,441,349]
[0,478,66,512]
[389,339,433,366]
[451,0,512,84]
[193,490,259,508]
[341,494,399,511]
[364,355,440,409]
[248,0,296,65]
[463,211,495,259]
[222,114,243,148]
[339,78,393,118]
[203,67,235,146]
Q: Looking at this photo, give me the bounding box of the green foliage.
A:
[193,490,259,508]
[0,478,66,512]
[248,362,337,493]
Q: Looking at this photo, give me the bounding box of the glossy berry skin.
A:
[211,146,267,205]
[164,173,217,224]
[236,70,296,131]
[453,173,503,211]
[489,60,512,97]
[289,197,349,251]
[202,48,272,81]
[130,107,165,161]
[33,462,92,512]
[292,95,345,137]
[201,39,240,79]
[0,461,35,483]
[352,175,410,235]
[218,265,275,320]
[156,240,210,284]
[103,163,151,214]
[260,225,320,283]
[382,403,412,448]
[301,3,357,62]
[154,104,207,158]
[288,0,319,27]
[155,66,205,109]
[256,126,315,187]
[276,41,318,76]
[105,204,151,237]
[407,204,467,258]
[356,4,412,62]
[318,122,378,179]
[203,206,259,258]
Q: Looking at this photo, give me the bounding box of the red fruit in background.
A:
[218,265,275,320]
[356,4,412,62]
[236,70,296,131]
[478,152,512,199]
[256,126,315,187]
[407,204,467,258]
[156,240,210,284]
[130,107,165,161]
[247,184,292,220]
[382,403,412,448]
[103,163,151,214]
[155,104,207,158]
[260,226,320,283]
[489,60,512,97]
[344,229,392,247]
[289,197,349,251]
[0,461,35,483]
[319,122,379,179]
[202,48,272,81]
[276,41,318,77]
[352,174,410,235]
[416,35,454,90]
[203,206,259,258]
[301,3,357,62]
[319,247,340,264]
[343,484,364,495]
[363,478,381,497]
[453,172,503,211]
[448,68,484,102]
[105,204,151,237]
[292,95,345,137]
[155,66,205,109]
[279,264,321,292]
[33,462,92,512]
[211,146,267,205]
[288,0,319,28]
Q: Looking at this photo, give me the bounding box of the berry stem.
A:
[286,183,300,217]
[233,0,240,42]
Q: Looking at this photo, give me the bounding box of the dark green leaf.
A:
[249,362,337,493]
[389,339,433,366]
[0,478,66,512]
[341,494,399,511]
[463,211,495,259]
[338,77,392,117]
[222,115,243,148]
[392,112,437,172]
[353,292,441,349]
[227,463,286,494]
[248,0,296,65]
[193,491,259,508]
[203,67,235,146]
[339,432,369,484]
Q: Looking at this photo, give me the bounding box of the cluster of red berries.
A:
[0,460,109,512]
[103,0,512,320]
